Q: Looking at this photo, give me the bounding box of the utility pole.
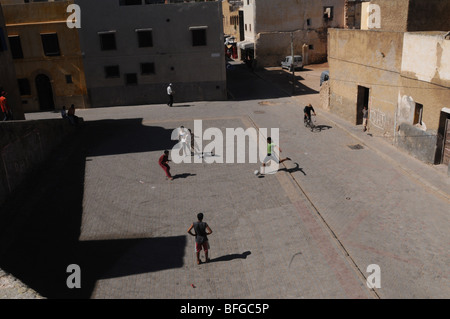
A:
[290,32,295,95]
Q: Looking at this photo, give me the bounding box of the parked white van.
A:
[281,55,303,71]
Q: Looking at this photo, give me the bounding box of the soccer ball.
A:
[254,170,260,175]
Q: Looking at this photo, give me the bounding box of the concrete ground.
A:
[0,61,448,299]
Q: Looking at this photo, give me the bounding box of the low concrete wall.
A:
[395,123,437,164]
[0,119,77,206]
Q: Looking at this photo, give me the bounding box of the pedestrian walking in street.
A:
[261,137,291,174]
[159,150,173,180]
[187,212,213,265]
[167,83,174,107]
[0,91,12,121]
[362,106,369,132]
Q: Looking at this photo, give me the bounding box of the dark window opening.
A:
[105,65,120,78]
[119,0,142,5]
[137,30,153,47]
[8,35,24,59]
[41,33,61,56]
[0,27,7,52]
[65,75,73,84]
[191,29,207,46]
[125,73,138,85]
[17,78,31,95]
[99,33,117,51]
[144,0,165,3]
[141,62,155,75]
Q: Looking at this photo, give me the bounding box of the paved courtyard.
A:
[0,62,449,299]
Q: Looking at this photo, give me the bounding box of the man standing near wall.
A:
[167,83,174,107]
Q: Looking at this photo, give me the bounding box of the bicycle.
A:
[304,115,316,132]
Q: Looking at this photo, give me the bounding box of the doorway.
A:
[437,111,450,165]
[238,11,244,41]
[356,85,370,125]
[35,74,55,110]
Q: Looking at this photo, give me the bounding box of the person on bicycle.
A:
[304,104,316,123]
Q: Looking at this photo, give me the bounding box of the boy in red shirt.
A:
[158,150,173,180]
[0,91,11,121]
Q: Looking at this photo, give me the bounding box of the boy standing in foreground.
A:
[187,213,213,265]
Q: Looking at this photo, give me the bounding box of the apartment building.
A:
[0,3,23,120]
[1,0,89,112]
[74,0,227,107]
[238,0,346,67]
[326,0,450,165]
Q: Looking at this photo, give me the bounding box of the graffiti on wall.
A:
[369,108,387,130]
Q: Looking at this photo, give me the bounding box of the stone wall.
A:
[327,28,403,136]
[0,119,77,206]
[395,123,438,164]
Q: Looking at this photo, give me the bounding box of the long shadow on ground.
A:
[0,119,184,298]
[226,63,318,101]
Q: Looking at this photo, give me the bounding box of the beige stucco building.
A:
[0,3,23,120]
[325,0,450,165]
[238,0,346,68]
[1,0,88,113]
[74,0,226,107]
[222,0,243,43]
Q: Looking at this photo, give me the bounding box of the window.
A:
[41,33,61,56]
[136,29,153,47]
[99,32,117,51]
[190,27,207,46]
[140,62,155,75]
[306,19,311,26]
[65,75,73,84]
[8,35,24,59]
[119,0,142,5]
[125,73,138,85]
[413,103,423,125]
[17,78,31,95]
[104,65,120,78]
[144,0,165,3]
[0,27,7,52]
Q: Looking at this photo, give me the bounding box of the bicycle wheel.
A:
[310,120,315,132]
